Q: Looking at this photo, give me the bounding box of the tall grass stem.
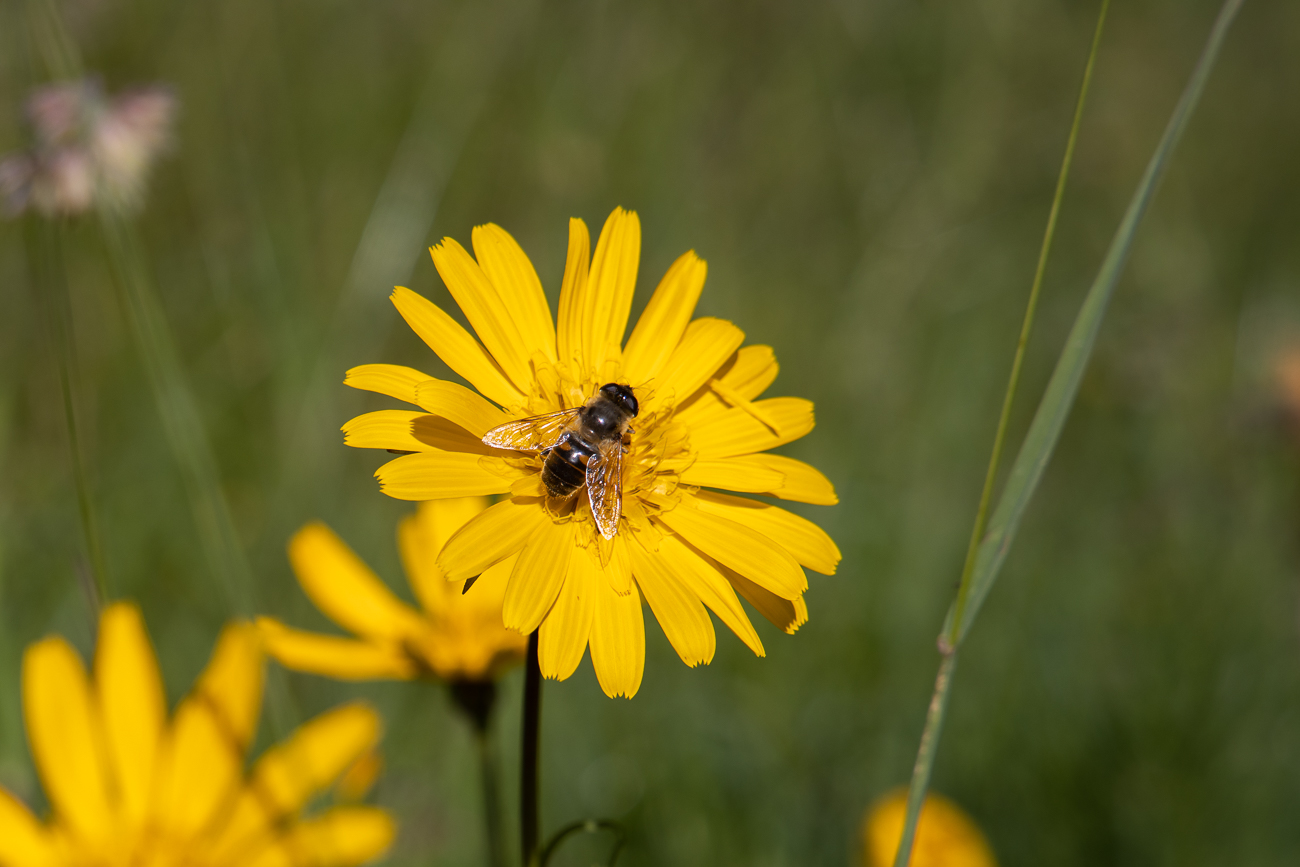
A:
[522,631,542,867]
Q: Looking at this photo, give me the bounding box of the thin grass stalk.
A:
[521,631,542,867]
[893,2,1245,864]
[28,219,109,609]
[475,727,508,867]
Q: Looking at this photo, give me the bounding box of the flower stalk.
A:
[521,631,542,867]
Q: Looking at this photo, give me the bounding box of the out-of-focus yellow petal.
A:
[650,318,744,409]
[720,565,807,634]
[589,578,644,699]
[257,619,418,680]
[154,696,242,837]
[375,452,515,500]
[674,344,780,423]
[472,223,556,361]
[398,497,488,615]
[438,497,549,581]
[94,602,166,825]
[256,807,396,867]
[863,788,997,867]
[538,547,596,680]
[622,251,707,384]
[193,621,265,753]
[288,523,425,643]
[555,217,590,367]
[658,500,807,599]
[503,521,574,634]
[429,237,533,392]
[579,207,640,371]
[694,491,841,575]
[390,287,523,408]
[0,787,57,867]
[248,703,381,818]
[336,750,383,802]
[342,410,432,452]
[343,364,429,407]
[743,454,838,505]
[678,457,785,494]
[21,637,111,842]
[628,533,715,667]
[690,397,815,459]
[655,535,763,657]
[413,379,509,437]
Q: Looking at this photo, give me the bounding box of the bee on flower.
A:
[0,602,394,867]
[343,207,840,698]
[258,498,529,727]
[0,77,175,218]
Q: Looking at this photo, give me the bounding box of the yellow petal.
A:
[94,602,166,824]
[343,363,430,406]
[694,491,841,575]
[651,318,744,408]
[579,207,640,371]
[589,579,645,699]
[675,345,780,423]
[411,415,499,455]
[656,535,763,657]
[21,637,111,841]
[438,497,549,581]
[627,533,716,667]
[721,565,807,634]
[193,621,265,752]
[413,379,509,437]
[745,454,838,505]
[429,238,533,392]
[249,702,381,817]
[271,807,396,867]
[342,410,432,452]
[503,521,574,634]
[472,223,556,361]
[390,287,523,408]
[375,451,514,500]
[657,501,807,599]
[538,547,595,680]
[289,522,426,642]
[154,694,243,836]
[398,498,488,615]
[555,217,590,367]
[0,787,56,867]
[690,397,815,459]
[257,619,418,680]
[622,251,707,384]
[606,534,632,595]
[678,457,785,494]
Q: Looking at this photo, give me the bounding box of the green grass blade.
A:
[951,0,1246,645]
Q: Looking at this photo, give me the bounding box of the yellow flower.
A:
[862,789,997,867]
[258,497,528,683]
[344,207,840,698]
[0,602,394,867]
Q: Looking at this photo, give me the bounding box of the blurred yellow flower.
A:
[863,788,996,867]
[258,497,528,684]
[344,207,839,697]
[0,602,393,867]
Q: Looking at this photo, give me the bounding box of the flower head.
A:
[0,78,175,218]
[862,789,997,867]
[344,207,840,698]
[259,497,528,683]
[0,602,394,867]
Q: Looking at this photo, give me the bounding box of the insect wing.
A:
[587,440,624,539]
[481,408,579,452]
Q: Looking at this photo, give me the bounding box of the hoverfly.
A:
[481,383,639,539]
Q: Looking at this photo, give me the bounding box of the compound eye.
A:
[622,391,639,417]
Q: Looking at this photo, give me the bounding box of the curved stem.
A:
[521,631,542,867]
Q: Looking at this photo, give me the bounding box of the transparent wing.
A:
[587,440,625,540]
[481,408,580,452]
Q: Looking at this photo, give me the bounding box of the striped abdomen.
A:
[541,433,596,498]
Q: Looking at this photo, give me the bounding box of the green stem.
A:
[28,219,110,610]
[476,726,507,867]
[895,3,1109,864]
[521,632,542,867]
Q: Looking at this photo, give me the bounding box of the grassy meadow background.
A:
[3,0,1300,864]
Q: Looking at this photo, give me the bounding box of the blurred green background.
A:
[3,0,1300,864]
